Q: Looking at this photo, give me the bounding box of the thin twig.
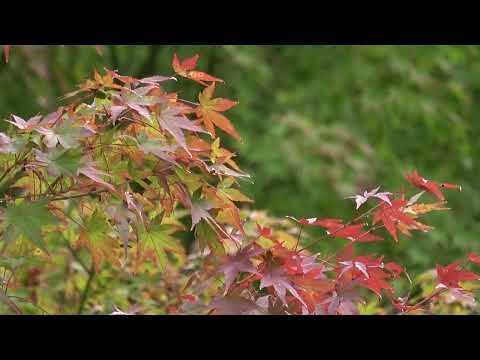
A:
[77,263,95,315]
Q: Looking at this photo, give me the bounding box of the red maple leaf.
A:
[172,53,224,86]
[325,223,384,243]
[404,170,461,201]
[372,199,427,242]
[436,262,480,289]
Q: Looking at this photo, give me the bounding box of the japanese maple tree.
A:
[0,49,479,315]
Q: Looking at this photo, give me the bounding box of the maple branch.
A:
[294,223,304,252]
[7,296,50,315]
[0,288,22,314]
[77,263,95,315]
[402,288,448,313]
[0,149,31,184]
[49,188,110,202]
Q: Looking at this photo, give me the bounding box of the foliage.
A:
[1,49,480,315]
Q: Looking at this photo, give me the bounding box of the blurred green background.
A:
[1,45,479,273]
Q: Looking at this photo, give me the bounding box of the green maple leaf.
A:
[4,200,58,253]
[77,209,117,272]
[139,220,184,270]
[35,148,83,177]
[35,117,92,149]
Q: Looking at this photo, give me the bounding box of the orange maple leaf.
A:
[172,53,224,86]
[195,83,240,140]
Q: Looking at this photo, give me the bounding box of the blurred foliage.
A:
[1,45,479,276]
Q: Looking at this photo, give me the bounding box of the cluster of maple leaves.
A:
[173,172,480,315]
[1,51,479,315]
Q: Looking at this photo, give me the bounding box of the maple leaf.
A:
[77,158,115,192]
[0,133,17,154]
[172,53,224,86]
[134,134,180,167]
[195,83,240,141]
[157,106,208,155]
[34,149,115,192]
[208,295,265,315]
[76,210,118,272]
[34,148,83,177]
[372,199,426,242]
[109,105,127,124]
[6,114,42,131]
[345,186,392,209]
[404,170,461,201]
[137,221,185,270]
[194,220,225,256]
[255,223,274,240]
[35,117,94,149]
[403,202,450,216]
[318,276,362,315]
[436,262,479,289]
[259,263,307,308]
[190,200,217,230]
[436,262,480,304]
[4,200,58,254]
[217,245,263,294]
[124,192,144,224]
[335,247,396,299]
[325,223,384,243]
[218,178,254,203]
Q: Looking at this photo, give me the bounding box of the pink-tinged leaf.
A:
[158,106,208,155]
[0,133,16,154]
[40,109,63,126]
[35,118,93,149]
[190,201,216,230]
[109,106,127,124]
[78,161,115,192]
[208,295,265,315]
[259,264,307,308]
[138,140,179,167]
[125,192,144,224]
[217,245,263,294]
[345,186,392,210]
[6,114,42,131]
[319,278,361,315]
[127,102,151,119]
